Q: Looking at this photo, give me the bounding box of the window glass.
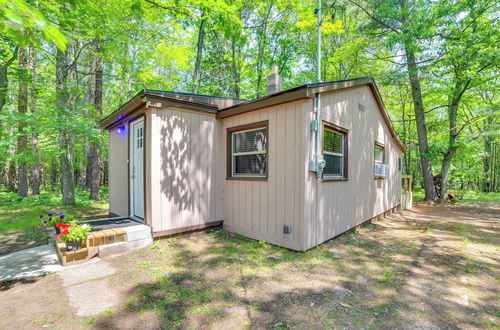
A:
[324,129,343,154]
[230,126,267,177]
[323,127,346,177]
[324,154,343,176]
[233,129,267,153]
[234,154,267,175]
[374,145,384,163]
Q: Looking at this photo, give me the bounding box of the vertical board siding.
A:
[108,125,129,216]
[150,107,222,234]
[221,100,308,250]
[147,111,162,230]
[303,86,402,250]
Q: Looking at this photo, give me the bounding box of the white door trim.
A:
[129,118,145,220]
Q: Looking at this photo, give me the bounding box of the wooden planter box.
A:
[55,228,127,266]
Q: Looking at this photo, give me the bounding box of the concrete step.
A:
[123,224,152,241]
[98,242,128,258]
[96,224,152,259]
[127,238,153,250]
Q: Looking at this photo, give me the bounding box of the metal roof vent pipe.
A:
[266,65,283,95]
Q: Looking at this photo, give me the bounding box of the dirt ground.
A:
[0,204,498,329]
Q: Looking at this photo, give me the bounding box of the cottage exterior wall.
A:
[108,124,129,217]
[106,83,403,251]
[220,99,310,251]
[303,85,402,250]
[148,107,224,235]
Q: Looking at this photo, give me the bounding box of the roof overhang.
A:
[216,88,310,119]
[99,91,218,130]
[217,77,406,153]
[100,78,406,153]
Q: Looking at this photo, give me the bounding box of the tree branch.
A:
[142,0,191,16]
[345,0,401,34]
[425,104,449,114]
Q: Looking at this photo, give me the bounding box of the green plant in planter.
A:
[62,224,92,251]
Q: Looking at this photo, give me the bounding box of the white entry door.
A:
[131,119,144,219]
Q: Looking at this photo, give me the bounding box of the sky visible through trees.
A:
[0,0,498,203]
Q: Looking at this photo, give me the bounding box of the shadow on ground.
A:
[87,205,499,329]
[0,226,48,257]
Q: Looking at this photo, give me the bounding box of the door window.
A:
[136,127,143,148]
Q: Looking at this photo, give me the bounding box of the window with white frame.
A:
[323,124,347,178]
[228,122,268,179]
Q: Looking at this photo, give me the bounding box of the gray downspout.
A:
[315,0,323,248]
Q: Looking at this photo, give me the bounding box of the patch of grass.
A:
[0,188,109,232]
[99,309,114,317]
[454,223,471,237]
[412,190,425,202]
[379,271,394,284]
[482,320,499,329]
[464,255,489,274]
[129,273,216,328]
[401,243,418,256]
[150,241,161,250]
[246,301,261,312]
[459,191,500,205]
[81,316,97,327]
[413,190,500,205]
[32,319,55,326]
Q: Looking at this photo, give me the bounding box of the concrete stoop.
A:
[97,224,152,258]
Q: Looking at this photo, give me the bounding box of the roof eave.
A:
[99,93,146,129]
[217,88,311,119]
[100,92,219,130]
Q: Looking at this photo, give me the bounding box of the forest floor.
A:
[0,190,109,256]
[0,202,498,329]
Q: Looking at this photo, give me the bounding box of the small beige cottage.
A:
[100,73,405,251]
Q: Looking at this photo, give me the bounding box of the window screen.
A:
[231,127,267,177]
[323,127,346,177]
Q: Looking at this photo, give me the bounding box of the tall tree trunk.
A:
[56,47,75,204]
[192,12,206,94]
[482,116,493,192]
[84,143,92,188]
[404,44,437,201]
[89,41,103,200]
[439,79,470,198]
[17,47,29,197]
[0,48,18,117]
[7,162,16,191]
[0,48,18,183]
[231,36,241,99]
[29,46,41,195]
[255,5,273,98]
[7,127,17,191]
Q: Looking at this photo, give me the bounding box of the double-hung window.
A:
[323,123,348,179]
[227,121,268,179]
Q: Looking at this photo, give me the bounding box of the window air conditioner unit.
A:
[374,164,389,177]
